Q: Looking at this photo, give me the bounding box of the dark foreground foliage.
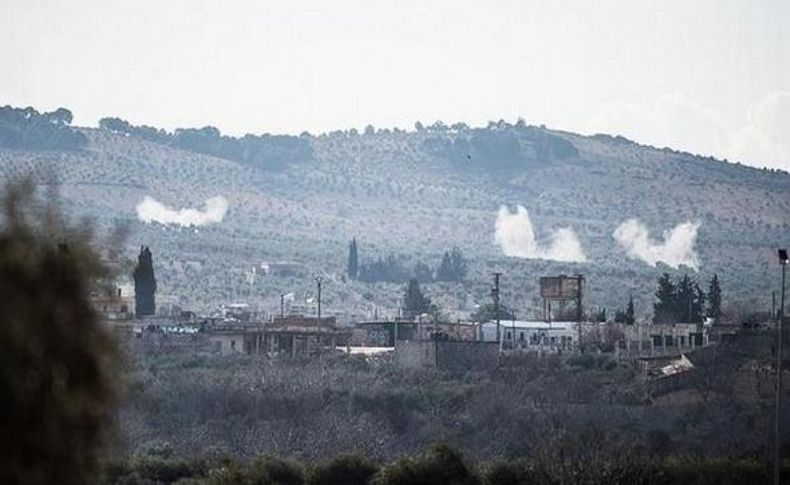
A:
[98,444,790,485]
[0,178,120,484]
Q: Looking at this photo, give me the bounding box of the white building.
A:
[479,320,579,352]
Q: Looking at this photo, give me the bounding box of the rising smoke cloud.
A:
[494,205,587,262]
[136,195,229,227]
[613,219,700,269]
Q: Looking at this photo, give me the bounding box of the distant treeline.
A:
[98,117,312,170]
[347,238,467,284]
[420,120,578,170]
[0,106,87,150]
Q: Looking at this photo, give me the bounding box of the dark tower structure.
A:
[133,246,157,317]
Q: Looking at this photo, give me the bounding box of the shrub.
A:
[308,453,379,485]
[374,444,480,485]
[247,456,304,485]
[483,460,552,485]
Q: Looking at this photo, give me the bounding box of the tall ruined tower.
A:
[133,246,157,317]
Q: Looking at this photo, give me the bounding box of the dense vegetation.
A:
[353,242,468,285]
[99,443,789,484]
[98,117,312,170]
[116,334,786,462]
[653,273,722,324]
[0,105,87,149]
[103,332,790,483]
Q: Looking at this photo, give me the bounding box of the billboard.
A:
[539,275,583,300]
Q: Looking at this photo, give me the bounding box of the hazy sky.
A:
[2,0,789,169]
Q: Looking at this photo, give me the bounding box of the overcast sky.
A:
[2,0,788,169]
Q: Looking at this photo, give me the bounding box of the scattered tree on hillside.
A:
[435,247,467,282]
[347,238,358,279]
[402,279,433,320]
[358,255,408,283]
[413,262,434,284]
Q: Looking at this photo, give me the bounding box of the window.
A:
[664,335,673,347]
[519,332,525,341]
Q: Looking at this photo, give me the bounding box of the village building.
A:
[621,322,710,356]
[479,320,579,352]
[354,319,476,346]
[92,285,135,321]
[206,315,351,356]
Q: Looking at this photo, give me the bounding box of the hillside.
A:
[1,116,788,319]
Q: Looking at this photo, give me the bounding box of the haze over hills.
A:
[1,106,788,319]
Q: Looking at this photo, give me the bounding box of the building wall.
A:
[621,323,709,356]
[480,321,578,352]
[395,340,499,371]
[209,333,245,354]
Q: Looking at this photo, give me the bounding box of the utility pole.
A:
[773,291,777,322]
[315,275,323,360]
[774,249,787,485]
[492,272,502,344]
[280,293,285,319]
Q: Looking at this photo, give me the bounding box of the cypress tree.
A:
[133,246,157,316]
[707,274,722,324]
[347,238,358,279]
[625,295,635,325]
[436,252,453,281]
[402,278,431,319]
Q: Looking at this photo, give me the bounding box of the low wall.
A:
[395,340,499,372]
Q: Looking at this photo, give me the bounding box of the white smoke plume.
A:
[136,195,229,227]
[494,205,587,262]
[613,219,700,269]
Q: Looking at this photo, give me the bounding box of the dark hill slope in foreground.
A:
[1,119,788,317]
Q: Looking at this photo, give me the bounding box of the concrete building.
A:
[206,315,351,357]
[622,322,709,356]
[354,319,477,346]
[479,320,579,352]
[92,285,134,321]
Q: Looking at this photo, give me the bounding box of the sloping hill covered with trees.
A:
[0,107,787,318]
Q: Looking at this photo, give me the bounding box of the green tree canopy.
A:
[435,247,468,282]
[402,278,432,319]
[347,237,358,279]
[707,274,722,323]
[471,302,515,322]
